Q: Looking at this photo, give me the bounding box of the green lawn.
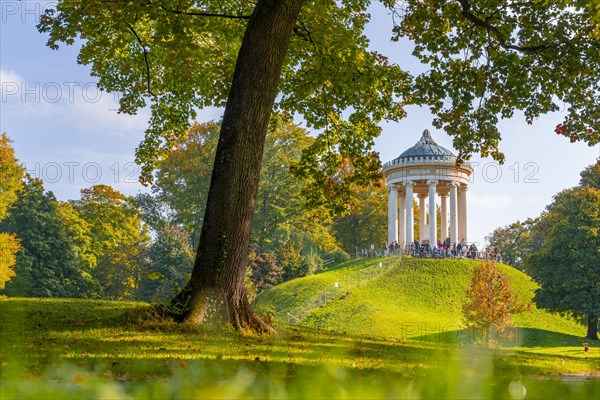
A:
[1,258,599,399]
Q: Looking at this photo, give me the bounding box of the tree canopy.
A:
[146,118,342,283]
[72,185,150,299]
[136,223,194,302]
[485,218,540,271]
[38,0,599,177]
[332,179,387,255]
[395,0,600,161]
[151,121,219,248]
[39,0,410,199]
[0,133,23,221]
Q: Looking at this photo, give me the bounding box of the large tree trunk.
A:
[170,0,303,332]
[586,314,598,340]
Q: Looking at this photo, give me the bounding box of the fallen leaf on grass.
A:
[72,373,86,383]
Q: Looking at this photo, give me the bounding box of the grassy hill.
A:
[255,257,586,347]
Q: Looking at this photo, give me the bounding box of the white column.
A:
[428,180,438,245]
[405,182,414,245]
[387,185,398,245]
[449,182,458,246]
[458,186,468,242]
[457,185,464,242]
[418,193,427,241]
[440,192,448,243]
[399,193,406,247]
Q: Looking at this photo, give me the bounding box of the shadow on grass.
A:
[513,327,589,348]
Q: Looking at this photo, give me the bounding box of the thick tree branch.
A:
[457,0,550,53]
[126,23,156,98]
[132,0,251,19]
[293,20,315,44]
[157,5,251,19]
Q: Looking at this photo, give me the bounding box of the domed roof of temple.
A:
[391,129,456,164]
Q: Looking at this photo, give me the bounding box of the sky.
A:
[1,1,598,247]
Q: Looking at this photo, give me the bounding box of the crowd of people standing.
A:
[385,239,501,261]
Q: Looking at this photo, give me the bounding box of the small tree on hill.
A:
[462,261,529,346]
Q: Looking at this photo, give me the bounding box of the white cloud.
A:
[0,69,25,101]
[1,76,150,135]
[2,69,223,137]
[0,69,24,86]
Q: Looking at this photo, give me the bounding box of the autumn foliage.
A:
[0,233,19,290]
[462,261,530,345]
[0,133,23,289]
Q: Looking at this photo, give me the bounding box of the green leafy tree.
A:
[485,218,540,271]
[244,267,258,304]
[39,0,599,330]
[1,178,87,297]
[251,116,332,254]
[333,180,387,255]
[525,170,600,340]
[133,192,171,234]
[56,202,97,286]
[279,234,305,282]
[462,260,529,346]
[137,224,194,302]
[0,133,24,289]
[302,248,325,276]
[72,185,149,299]
[247,251,282,292]
[579,159,600,189]
[152,122,220,248]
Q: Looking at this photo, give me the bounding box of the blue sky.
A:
[1,1,598,246]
